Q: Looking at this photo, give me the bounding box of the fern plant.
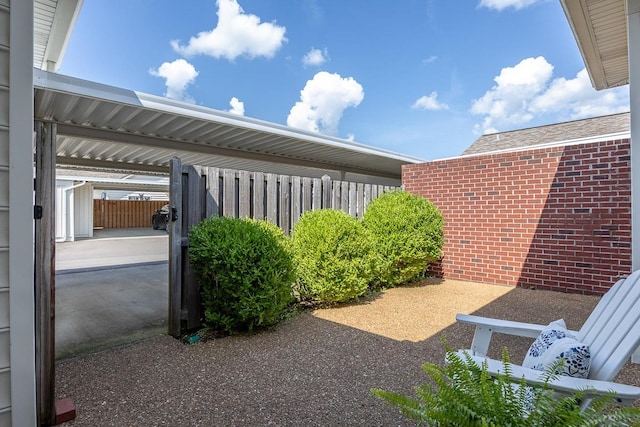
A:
[372,344,640,426]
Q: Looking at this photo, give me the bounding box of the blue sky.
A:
[59,0,630,161]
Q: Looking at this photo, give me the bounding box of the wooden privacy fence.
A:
[188,166,399,233]
[168,158,399,336]
[93,200,167,228]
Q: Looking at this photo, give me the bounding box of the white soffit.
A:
[561,0,628,90]
[34,70,423,184]
[34,0,84,72]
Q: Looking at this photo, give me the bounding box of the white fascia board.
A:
[33,70,425,164]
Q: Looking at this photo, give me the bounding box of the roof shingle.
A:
[462,112,630,156]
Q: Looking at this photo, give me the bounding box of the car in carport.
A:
[152,204,170,230]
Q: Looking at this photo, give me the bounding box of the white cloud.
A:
[471,57,629,134]
[478,0,541,11]
[412,92,449,111]
[171,0,287,61]
[149,59,199,102]
[422,55,438,64]
[302,48,329,67]
[228,97,245,115]
[529,68,629,118]
[287,71,364,135]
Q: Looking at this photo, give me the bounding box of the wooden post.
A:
[34,121,56,425]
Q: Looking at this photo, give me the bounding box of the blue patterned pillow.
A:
[522,320,591,379]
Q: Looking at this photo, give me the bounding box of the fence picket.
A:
[238,170,251,219]
[279,175,291,234]
[348,182,356,216]
[332,180,341,210]
[253,172,265,220]
[312,178,322,210]
[206,167,220,217]
[223,169,236,218]
[291,176,302,229]
[266,174,278,224]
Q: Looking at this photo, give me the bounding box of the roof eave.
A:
[560,0,629,91]
[560,0,607,90]
[37,0,84,72]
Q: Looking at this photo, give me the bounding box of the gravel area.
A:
[56,278,640,426]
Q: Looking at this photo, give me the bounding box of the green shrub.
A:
[292,209,377,303]
[248,218,293,256]
[362,190,444,287]
[188,216,295,334]
[372,345,640,426]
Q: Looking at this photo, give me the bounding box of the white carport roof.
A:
[34,70,422,185]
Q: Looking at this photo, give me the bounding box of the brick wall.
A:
[403,138,631,295]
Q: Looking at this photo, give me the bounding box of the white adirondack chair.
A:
[456,270,640,408]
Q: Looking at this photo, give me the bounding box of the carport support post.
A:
[34,121,56,424]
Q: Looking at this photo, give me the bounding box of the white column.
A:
[628,0,640,363]
[8,0,38,423]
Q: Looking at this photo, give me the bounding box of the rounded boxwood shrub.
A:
[362,190,444,287]
[188,216,295,334]
[292,209,377,303]
[248,218,293,257]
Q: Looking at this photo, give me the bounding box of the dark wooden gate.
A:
[168,158,214,337]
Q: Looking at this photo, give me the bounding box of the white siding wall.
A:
[55,180,73,242]
[56,181,95,241]
[7,0,37,424]
[0,0,11,422]
[73,183,93,239]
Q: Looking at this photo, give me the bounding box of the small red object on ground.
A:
[55,397,76,424]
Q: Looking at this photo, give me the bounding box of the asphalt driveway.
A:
[55,228,169,359]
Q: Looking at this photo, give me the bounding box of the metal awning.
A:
[34,70,423,185]
[560,0,629,90]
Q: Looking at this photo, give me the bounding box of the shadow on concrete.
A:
[55,228,169,359]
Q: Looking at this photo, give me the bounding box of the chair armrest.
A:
[458,350,640,405]
[456,314,548,338]
[455,314,578,357]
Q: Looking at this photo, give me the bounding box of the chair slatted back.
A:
[576,270,640,381]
